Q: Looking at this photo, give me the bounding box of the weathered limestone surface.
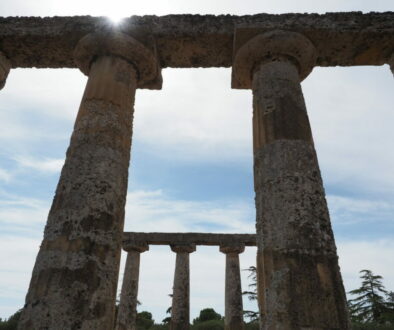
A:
[123,232,256,248]
[220,245,245,330]
[0,12,393,69]
[115,243,149,330]
[233,30,350,329]
[170,244,196,330]
[0,51,11,89]
[18,33,159,330]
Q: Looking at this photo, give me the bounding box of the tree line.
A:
[1,269,393,330]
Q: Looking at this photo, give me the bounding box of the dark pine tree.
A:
[348,269,394,324]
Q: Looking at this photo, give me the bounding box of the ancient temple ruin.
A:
[0,11,393,330]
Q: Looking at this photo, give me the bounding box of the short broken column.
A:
[115,242,149,330]
[0,51,11,90]
[220,244,245,330]
[170,244,196,330]
[18,32,161,330]
[232,30,350,329]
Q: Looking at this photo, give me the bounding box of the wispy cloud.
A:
[13,156,64,173]
[0,168,12,182]
[0,191,49,235]
[328,194,394,225]
[125,189,255,233]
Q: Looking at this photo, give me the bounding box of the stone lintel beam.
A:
[0,51,11,90]
[0,12,393,70]
[123,232,256,250]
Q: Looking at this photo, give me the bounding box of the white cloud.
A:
[0,192,49,234]
[328,194,394,225]
[134,69,252,163]
[0,168,12,182]
[337,239,394,294]
[125,189,255,233]
[13,156,64,173]
[304,66,394,196]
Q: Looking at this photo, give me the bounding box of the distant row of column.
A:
[115,243,246,330]
[0,29,390,329]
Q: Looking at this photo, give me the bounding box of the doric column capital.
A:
[220,243,245,255]
[124,241,149,253]
[171,243,196,254]
[232,30,317,89]
[73,31,162,89]
[0,51,11,90]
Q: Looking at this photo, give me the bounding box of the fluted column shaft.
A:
[220,245,245,330]
[116,243,149,330]
[18,32,160,330]
[233,31,350,329]
[170,244,196,330]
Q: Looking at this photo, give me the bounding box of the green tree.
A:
[191,319,224,330]
[136,311,154,329]
[0,309,22,330]
[348,269,394,324]
[192,308,222,324]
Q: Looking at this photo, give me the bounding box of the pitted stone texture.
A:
[0,51,11,90]
[115,248,148,330]
[232,30,317,89]
[254,140,337,256]
[124,241,149,253]
[171,244,197,254]
[220,244,245,255]
[252,61,313,151]
[251,59,349,329]
[259,251,349,329]
[1,13,394,69]
[124,232,256,248]
[18,56,137,330]
[74,31,161,89]
[170,245,195,330]
[221,248,245,330]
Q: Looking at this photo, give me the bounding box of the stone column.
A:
[18,32,160,330]
[0,51,11,90]
[170,244,196,330]
[232,30,350,329]
[115,242,149,330]
[220,244,245,330]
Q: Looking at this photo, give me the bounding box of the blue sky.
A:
[0,0,394,323]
